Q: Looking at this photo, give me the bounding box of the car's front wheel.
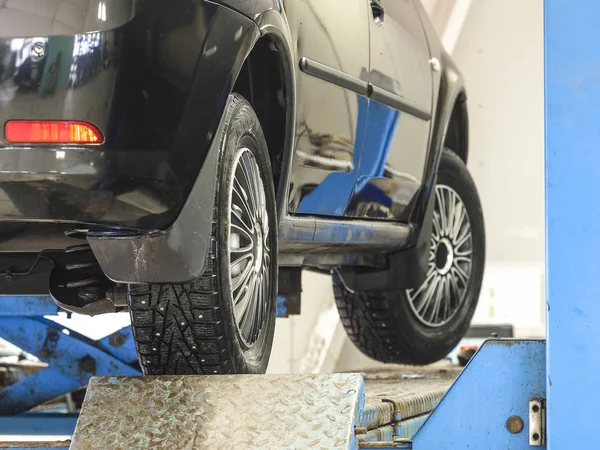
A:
[333,149,485,364]
[128,94,278,375]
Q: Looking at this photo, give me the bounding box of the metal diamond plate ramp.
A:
[71,374,365,450]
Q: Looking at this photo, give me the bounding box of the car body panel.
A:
[283,0,371,217]
[346,0,433,221]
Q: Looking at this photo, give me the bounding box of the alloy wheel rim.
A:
[228,148,271,348]
[407,185,473,328]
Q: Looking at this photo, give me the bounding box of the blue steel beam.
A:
[0,368,80,416]
[412,340,545,449]
[0,296,58,316]
[545,1,600,448]
[0,413,77,437]
[0,317,140,414]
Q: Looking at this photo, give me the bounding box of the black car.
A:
[0,0,484,374]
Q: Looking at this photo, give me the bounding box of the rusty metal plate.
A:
[359,364,458,431]
[71,374,364,450]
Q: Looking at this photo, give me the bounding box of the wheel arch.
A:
[445,91,469,164]
[232,15,296,220]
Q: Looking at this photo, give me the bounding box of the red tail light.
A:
[4,120,104,144]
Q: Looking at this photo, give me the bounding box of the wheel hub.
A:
[435,238,454,275]
[254,227,263,273]
[406,185,474,328]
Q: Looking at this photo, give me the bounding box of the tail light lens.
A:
[4,120,104,144]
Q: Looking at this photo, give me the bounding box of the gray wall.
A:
[451,0,545,336]
[453,0,544,265]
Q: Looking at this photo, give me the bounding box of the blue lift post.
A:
[545,0,600,447]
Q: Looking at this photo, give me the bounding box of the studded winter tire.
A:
[128,94,278,375]
[333,149,485,364]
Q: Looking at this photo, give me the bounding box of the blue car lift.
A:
[2,0,598,447]
[0,296,140,441]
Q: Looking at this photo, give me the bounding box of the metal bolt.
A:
[199,315,203,319]
[532,433,540,441]
[160,307,165,311]
[532,404,540,413]
[152,348,157,351]
[141,301,146,305]
[192,346,197,350]
[155,332,160,337]
[79,355,97,374]
[181,322,185,326]
[506,416,524,434]
[109,332,127,347]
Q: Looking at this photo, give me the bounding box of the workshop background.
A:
[0,0,545,374]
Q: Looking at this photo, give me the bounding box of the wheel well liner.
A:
[233,35,289,204]
[444,92,469,163]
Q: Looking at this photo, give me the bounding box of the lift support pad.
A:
[70,368,458,449]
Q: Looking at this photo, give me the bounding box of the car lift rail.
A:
[1,0,598,447]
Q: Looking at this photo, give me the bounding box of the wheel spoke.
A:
[436,188,448,235]
[454,226,472,250]
[446,191,456,235]
[416,275,440,315]
[432,213,442,241]
[230,238,253,254]
[409,270,437,300]
[230,250,253,269]
[451,203,466,240]
[231,223,253,243]
[231,204,253,236]
[454,246,472,257]
[239,152,259,219]
[237,273,257,336]
[429,276,445,323]
[232,255,254,295]
[233,177,255,226]
[251,272,265,342]
[451,264,469,287]
[454,256,472,266]
[443,275,452,321]
[449,271,461,308]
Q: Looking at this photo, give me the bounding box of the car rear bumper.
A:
[0,146,178,229]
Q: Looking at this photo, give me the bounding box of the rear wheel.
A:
[334,149,485,364]
[128,94,278,374]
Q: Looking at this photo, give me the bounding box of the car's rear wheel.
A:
[333,149,485,364]
[128,94,278,374]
